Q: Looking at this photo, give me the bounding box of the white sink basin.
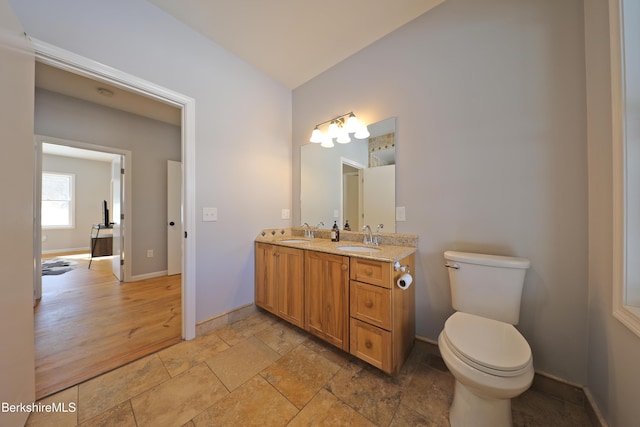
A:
[279,239,309,243]
[337,245,382,253]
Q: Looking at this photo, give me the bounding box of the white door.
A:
[363,165,396,233]
[0,2,36,423]
[167,160,182,275]
[111,156,124,281]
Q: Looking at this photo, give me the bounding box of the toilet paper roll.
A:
[397,273,413,289]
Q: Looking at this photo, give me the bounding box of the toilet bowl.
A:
[438,312,534,427]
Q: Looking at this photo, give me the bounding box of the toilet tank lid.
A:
[444,251,530,269]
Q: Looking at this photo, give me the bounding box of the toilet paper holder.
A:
[394,261,411,274]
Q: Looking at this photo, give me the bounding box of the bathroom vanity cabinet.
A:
[304,250,350,351]
[349,255,415,374]
[255,236,417,375]
[254,242,305,328]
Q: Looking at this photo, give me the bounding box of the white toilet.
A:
[438,251,533,427]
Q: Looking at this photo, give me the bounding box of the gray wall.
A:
[585,0,640,425]
[36,88,181,276]
[294,0,589,384]
[41,153,111,253]
[12,0,292,321]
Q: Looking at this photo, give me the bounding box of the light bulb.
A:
[346,113,360,133]
[328,121,339,138]
[310,127,323,143]
[320,134,335,148]
[336,127,351,144]
[354,124,370,139]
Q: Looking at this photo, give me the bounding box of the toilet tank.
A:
[444,251,530,325]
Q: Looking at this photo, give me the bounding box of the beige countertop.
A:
[255,228,417,262]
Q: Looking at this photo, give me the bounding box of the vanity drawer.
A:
[350,318,392,372]
[350,258,392,288]
[350,281,391,330]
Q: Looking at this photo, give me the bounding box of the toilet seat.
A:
[443,312,532,377]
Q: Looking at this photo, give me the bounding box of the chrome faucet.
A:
[374,224,384,246]
[302,222,311,238]
[362,225,373,245]
[312,221,324,238]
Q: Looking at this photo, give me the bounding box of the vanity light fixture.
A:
[309,112,370,147]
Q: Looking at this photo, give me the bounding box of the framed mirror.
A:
[301,117,396,232]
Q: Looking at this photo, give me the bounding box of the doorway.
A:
[31,40,196,397]
[35,137,131,300]
[341,158,365,231]
[32,38,196,340]
[34,139,183,398]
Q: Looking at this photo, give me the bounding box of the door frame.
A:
[167,160,182,276]
[32,38,197,340]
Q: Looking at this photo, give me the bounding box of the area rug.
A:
[42,258,78,276]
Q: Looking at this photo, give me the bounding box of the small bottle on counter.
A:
[344,220,351,231]
[331,221,340,242]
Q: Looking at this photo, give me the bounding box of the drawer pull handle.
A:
[365,268,373,276]
[364,300,373,308]
[365,340,372,349]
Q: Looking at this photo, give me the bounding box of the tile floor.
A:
[26,311,593,427]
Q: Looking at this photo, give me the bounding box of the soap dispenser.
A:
[331,221,340,242]
[344,220,351,231]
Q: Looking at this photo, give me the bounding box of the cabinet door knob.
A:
[341,264,348,271]
[365,340,372,349]
[274,252,280,257]
[365,267,373,276]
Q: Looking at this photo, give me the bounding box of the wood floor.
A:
[35,253,182,399]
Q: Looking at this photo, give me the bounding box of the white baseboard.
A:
[583,387,609,427]
[129,270,168,281]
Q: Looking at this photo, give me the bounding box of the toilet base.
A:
[449,380,512,427]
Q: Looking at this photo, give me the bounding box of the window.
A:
[42,172,75,229]
[612,0,640,336]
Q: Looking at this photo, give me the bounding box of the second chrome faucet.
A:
[362,224,384,245]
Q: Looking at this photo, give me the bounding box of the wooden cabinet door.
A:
[255,243,276,314]
[305,250,325,338]
[305,250,349,351]
[275,246,304,328]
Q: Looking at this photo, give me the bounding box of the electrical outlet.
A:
[147,249,154,258]
[281,209,290,219]
[203,207,218,222]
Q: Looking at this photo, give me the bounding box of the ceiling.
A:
[146,0,445,89]
[35,62,182,126]
[34,1,444,132]
[42,142,119,162]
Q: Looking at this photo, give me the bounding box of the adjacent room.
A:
[33,66,184,398]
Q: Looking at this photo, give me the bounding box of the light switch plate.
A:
[396,206,406,222]
[281,209,290,219]
[334,209,339,218]
[203,207,218,222]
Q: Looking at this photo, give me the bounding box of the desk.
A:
[89,224,113,268]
